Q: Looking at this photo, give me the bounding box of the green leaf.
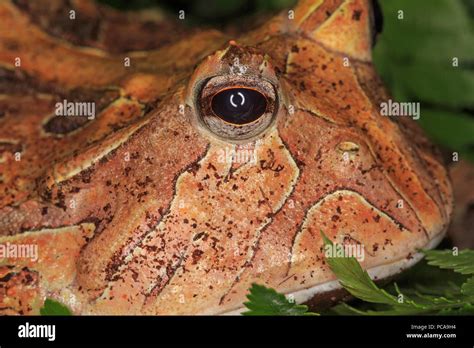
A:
[242,283,318,316]
[375,0,474,64]
[40,299,73,316]
[321,231,474,315]
[417,109,474,150]
[246,242,474,316]
[461,277,474,298]
[320,231,400,306]
[437,302,474,315]
[424,249,474,275]
[390,65,474,108]
[374,0,474,163]
[390,259,468,298]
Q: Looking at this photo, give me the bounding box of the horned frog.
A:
[0,0,452,315]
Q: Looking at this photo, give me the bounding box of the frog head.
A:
[165,0,453,313]
[0,0,452,315]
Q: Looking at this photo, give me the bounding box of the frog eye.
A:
[197,76,277,141]
[210,87,267,126]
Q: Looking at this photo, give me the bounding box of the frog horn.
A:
[290,0,374,61]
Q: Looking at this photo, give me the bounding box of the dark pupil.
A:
[211,88,267,125]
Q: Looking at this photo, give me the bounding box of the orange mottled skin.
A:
[0,0,452,314]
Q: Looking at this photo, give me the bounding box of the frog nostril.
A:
[337,141,360,153]
[337,141,360,161]
[0,141,23,162]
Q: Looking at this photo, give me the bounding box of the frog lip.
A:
[220,231,446,316]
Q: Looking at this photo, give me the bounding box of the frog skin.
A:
[0,0,452,315]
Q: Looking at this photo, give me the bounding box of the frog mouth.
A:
[221,231,446,315]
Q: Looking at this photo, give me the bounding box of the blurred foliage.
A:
[373,0,474,162]
[100,0,474,160]
[326,257,474,315]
